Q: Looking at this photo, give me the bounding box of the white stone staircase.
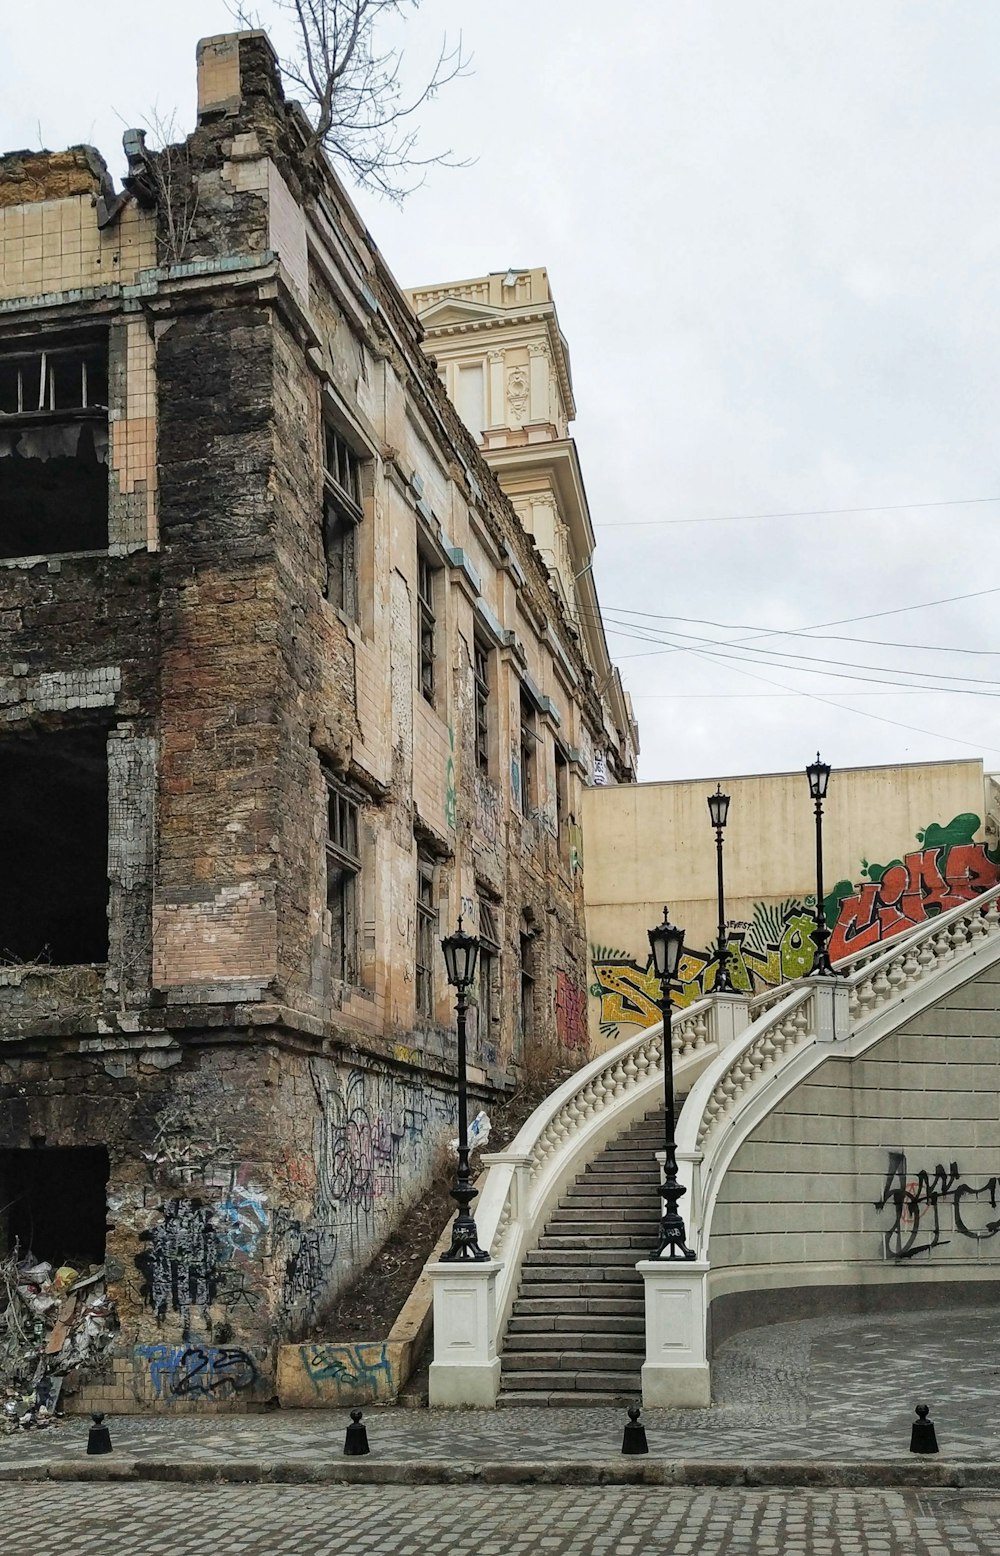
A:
[432,881,1000,1405]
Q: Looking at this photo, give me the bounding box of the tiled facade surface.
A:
[710,961,1000,1317]
[0,32,631,1410]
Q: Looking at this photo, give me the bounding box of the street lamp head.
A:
[442,917,479,989]
[707,784,730,829]
[806,752,831,801]
[648,905,685,983]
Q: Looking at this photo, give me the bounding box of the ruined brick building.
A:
[0,31,635,1409]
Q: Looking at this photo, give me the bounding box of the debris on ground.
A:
[0,1248,118,1432]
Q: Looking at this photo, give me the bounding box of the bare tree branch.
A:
[228,0,471,201]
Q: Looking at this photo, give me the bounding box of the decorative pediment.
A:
[413,296,500,328]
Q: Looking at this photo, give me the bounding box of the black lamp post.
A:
[707,784,733,993]
[647,906,696,1260]
[805,753,838,977]
[440,918,489,1261]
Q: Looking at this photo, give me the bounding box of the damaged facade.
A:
[0,31,634,1413]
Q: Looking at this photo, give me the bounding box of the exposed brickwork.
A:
[0,29,632,1410]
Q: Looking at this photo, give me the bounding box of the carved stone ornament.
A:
[506,366,530,421]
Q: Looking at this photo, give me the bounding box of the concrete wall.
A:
[708,958,1000,1342]
[584,760,999,1048]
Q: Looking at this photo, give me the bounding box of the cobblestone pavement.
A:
[2,1306,997,1467]
[5,1483,1000,1555]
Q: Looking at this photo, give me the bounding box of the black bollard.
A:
[910,1403,939,1455]
[344,1408,370,1456]
[86,1412,113,1455]
[621,1404,648,1455]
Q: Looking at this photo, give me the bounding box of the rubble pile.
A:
[0,1250,118,1431]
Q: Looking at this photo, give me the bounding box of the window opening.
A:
[478,898,500,1045]
[415,850,436,1018]
[326,777,361,983]
[517,921,535,1058]
[555,747,570,857]
[418,555,437,704]
[0,1147,109,1267]
[474,639,491,775]
[323,424,363,620]
[0,727,109,965]
[519,693,537,813]
[0,337,109,558]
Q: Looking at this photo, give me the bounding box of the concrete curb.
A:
[2,1458,999,1489]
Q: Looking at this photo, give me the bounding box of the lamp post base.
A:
[637,1257,711,1408]
[426,1258,502,1408]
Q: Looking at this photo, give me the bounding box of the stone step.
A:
[501,1370,640,1392]
[510,1319,640,1344]
[497,1391,641,1409]
[503,1349,643,1372]
[513,1296,644,1317]
[516,1280,643,1300]
[559,1201,662,1213]
[536,1233,652,1252]
[519,1262,644,1283]
[507,1313,645,1336]
[549,1208,657,1226]
[523,1247,644,1269]
[504,1334,644,1357]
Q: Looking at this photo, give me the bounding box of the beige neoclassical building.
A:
[408,269,637,787]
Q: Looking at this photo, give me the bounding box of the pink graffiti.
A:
[555,970,588,1050]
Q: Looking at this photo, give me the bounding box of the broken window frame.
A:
[519,692,538,814]
[477,897,500,1043]
[326,776,361,984]
[0,339,109,421]
[417,553,438,706]
[322,423,364,620]
[474,637,491,776]
[554,745,570,861]
[0,333,110,560]
[517,918,535,1059]
[415,849,437,1019]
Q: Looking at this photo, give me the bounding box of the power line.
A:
[630,689,993,700]
[594,496,1000,528]
[680,645,1000,759]
[599,586,1000,661]
[598,608,1000,658]
[599,621,1000,689]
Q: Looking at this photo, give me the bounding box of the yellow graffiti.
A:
[590,914,818,1037]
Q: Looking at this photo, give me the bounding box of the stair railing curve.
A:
[476,995,717,1344]
[677,880,1000,1257]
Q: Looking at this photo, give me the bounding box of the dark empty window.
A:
[415,850,436,1019]
[0,337,109,558]
[0,1147,109,1266]
[519,693,537,813]
[555,746,570,858]
[326,777,361,983]
[417,554,437,705]
[323,424,363,619]
[0,727,109,965]
[474,638,491,775]
[478,898,500,1044]
[517,919,535,1058]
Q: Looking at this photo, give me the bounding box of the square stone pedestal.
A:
[426,1258,502,1407]
[636,1258,711,1407]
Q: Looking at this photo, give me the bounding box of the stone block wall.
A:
[709,960,1000,1335]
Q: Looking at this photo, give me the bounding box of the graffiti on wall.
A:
[137,1342,259,1400]
[555,969,588,1050]
[135,1198,223,1338]
[876,1151,1000,1259]
[299,1340,394,1398]
[590,816,999,1039]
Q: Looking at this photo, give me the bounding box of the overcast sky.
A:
[4,2,1000,788]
